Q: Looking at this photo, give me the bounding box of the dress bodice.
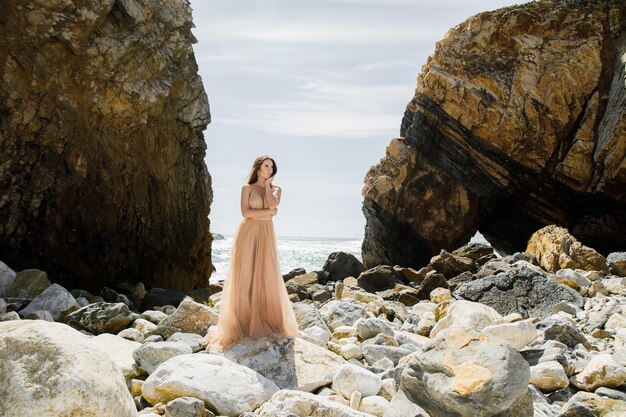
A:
[249,186,267,210]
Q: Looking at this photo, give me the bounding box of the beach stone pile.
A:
[1,226,625,417]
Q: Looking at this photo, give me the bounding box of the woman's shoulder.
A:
[272,184,281,192]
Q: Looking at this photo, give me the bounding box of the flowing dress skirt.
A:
[201,218,299,352]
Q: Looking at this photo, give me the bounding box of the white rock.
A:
[255,389,372,417]
[86,333,142,384]
[142,353,278,416]
[132,318,158,336]
[384,389,430,417]
[430,300,503,338]
[604,313,626,331]
[395,330,429,349]
[224,336,345,392]
[482,319,538,350]
[379,378,397,401]
[372,357,394,371]
[303,325,331,344]
[615,329,626,351]
[332,364,383,399]
[117,328,144,342]
[530,360,569,392]
[341,343,363,360]
[141,309,168,324]
[430,287,451,303]
[0,321,136,417]
[133,341,193,374]
[358,395,390,417]
[570,353,626,391]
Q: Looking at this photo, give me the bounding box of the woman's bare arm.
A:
[241,185,277,218]
[264,181,281,209]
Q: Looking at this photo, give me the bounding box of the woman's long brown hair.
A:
[247,155,278,186]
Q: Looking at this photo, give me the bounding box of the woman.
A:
[201,155,299,352]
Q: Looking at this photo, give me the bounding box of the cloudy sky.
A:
[189,0,526,238]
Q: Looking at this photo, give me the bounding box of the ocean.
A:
[210,235,362,282]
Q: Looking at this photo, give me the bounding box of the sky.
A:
[189,0,528,239]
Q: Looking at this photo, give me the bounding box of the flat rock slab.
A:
[142,353,278,417]
[224,335,346,392]
[255,389,372,417]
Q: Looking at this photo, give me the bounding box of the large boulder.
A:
[256,390,372,417]
[66,301,136,334]
[357,265,404,293]
[527,225,609,273]
[0,261,16,296]
[323,252,365,281]
[223,335,345,392]
[0,321,136,417]
[18,283,80,320]
[3,269,51,298]
[142,353,278,417]
[0,0,212,293]
[362,0,626,269]
[400,328,531,417]
[154,298,218,339]
[454,261,583,319]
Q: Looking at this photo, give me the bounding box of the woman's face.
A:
[258,159,274,179]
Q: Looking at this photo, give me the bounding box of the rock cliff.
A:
[363,0,626,269]
[0,0,212,292]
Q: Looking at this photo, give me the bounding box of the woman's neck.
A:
[253,179,266,187]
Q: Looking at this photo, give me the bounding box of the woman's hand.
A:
[269,208,278,216]
[266,176,275,187]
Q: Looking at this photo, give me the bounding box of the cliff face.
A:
[0,0,212,292]
[363,0,626,269]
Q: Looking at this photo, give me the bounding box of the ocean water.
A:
[210,235,362,282]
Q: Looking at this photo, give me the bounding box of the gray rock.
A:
[3,269,51,298]
[293,302,330,333]
[562,391,626,417]
[0,311,20,321]
[356,318,395,341]
[142,287,185,310]
[144,335,164,343]
[415,273,447,300]
[283,268,307,281]
[452,244,495,265]
[320,299,367,329]
[154,298,218,339]
[117,328,144,342]
[223,336,345,392]
[19,283,80,320]
[165,396,205,417]
[595,387,626,401]
[0,261,16,296]
[167,332,203,353]
[0,298,6,314]
[357,265,404,293]
[537,316,588,349]
[75,297,90,307]
[101,287,132,308]
[133,341,193,374]
[67,301,136,334]
[552,301,581,316]
[607,252,626,276]
[533,403,562,417]
[141,309,168,324]
[454,262,583,319]
[24,310,54,321]
[400,328,530,417]
[323,252,365,281]
[285,280,311,300]
[520,346,571,375]
[362,345,411,366]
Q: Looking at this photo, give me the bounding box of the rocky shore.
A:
[1,225,625,417]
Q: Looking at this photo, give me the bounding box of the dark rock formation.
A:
[362,0,626,269]
[0,0,212,292]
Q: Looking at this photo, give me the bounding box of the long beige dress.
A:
[201,185,299,352]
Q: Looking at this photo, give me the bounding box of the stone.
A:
[333,364,383,399]
[142,309,168,325]
[18,283,80,320]
[453,244,495,264]
[415,273,448,300]
[0,321,136,417]
[429,250,476,279]
[0,261,16,296]
[117,327,145,342]
[293,302,331,333]
[223,335,345,392]
[604,313,626,331]
[362,345,412,366]
[527,226,609,273]
[361,2,626,269]
[302,325,331,345]
[379,378,397,401]
[482,319,538,350]
[255,390,372,417]
[430,300,503,338]
[569,354,626,391]
[562,391,626,417]
[340,343,363,360]
[357,265,404,293]
[595,387,626,402]
[86,333,143,384]
[165,397,206,417]
[101,287,132,308]
[350,390,362,409]
[142,288,186,311]
[283,268,307,281]
[154,298,218,339]
[355,317,395,341]
[67,301,136,334]
[430,287,451,303]
[454,262,583,319]
[0,311,20,321]
[358,395,390,417]
[323,252,365,281]
[3,269,51,298]
[555,269,593,290]
[530,360,570,393]
[335,281,384,304]
[320,299,368,328]
[537,316,588,349]
[0,0,211,293]
[383,389,430,417]
[132,318,158,337]
[133,341,193,374]
[142,354,278,416]
[552,301,581,316]
[167,332,204,353]
[400,328,530,417]
[608,252,626,276]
